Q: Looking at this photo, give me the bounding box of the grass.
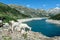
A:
[0,15,18,23]
[23,33,27,39]
[2,35,12,40]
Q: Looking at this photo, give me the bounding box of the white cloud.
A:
[42,4,46,7]
[26,4,30,7]
[55,7,60,9]
[56,4,60,7]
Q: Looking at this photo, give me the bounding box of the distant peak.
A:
[55,7,60,9]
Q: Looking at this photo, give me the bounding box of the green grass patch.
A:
[2,36,12,40]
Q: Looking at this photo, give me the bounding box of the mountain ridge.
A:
[0,2,60,23]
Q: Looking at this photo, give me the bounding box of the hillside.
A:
[0,2,60,23]
[48,7,60,16]
[0,3,31,22]
[48,7,60,20]
[9,4,48,17]
[50,14,60,20]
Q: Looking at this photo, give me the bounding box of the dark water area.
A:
[25,19,60,37]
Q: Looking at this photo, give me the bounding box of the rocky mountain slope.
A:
[9,5,60,18]
[48,7,60,16]
[47,7,60,20]
[9,4,48,17]
[50,14,60,20]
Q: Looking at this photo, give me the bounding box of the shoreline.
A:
[1,18,60,40]
[46,19,60,24]
[17,18,44,23]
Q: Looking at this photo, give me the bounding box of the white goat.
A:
[9,20,20,32]
[9,20,31,34]
[15,23,31,34]
[19,23,31,30]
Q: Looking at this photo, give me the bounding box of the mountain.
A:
[47,7,60,20]
[48,7,60,16]
[50,14,60,20]
[0,3,31,22]
[1,2,60,22]
[8,4,48,17]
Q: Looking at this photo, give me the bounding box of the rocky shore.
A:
[46,19,60,25]
[17,18,43,23]
[0,18,60,40]
[0,28,60,40]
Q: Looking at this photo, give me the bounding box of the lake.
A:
[25,19,60,37]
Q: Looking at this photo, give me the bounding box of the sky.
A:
[0,0,60,9]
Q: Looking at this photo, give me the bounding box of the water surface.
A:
[25,19,60,37]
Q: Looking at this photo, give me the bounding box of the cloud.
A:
[42,4,46,7]
[55,7,60,9]
[56,4,60,7]
[26,4,30,7]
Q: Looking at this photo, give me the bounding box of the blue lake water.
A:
[25,19,60,37]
